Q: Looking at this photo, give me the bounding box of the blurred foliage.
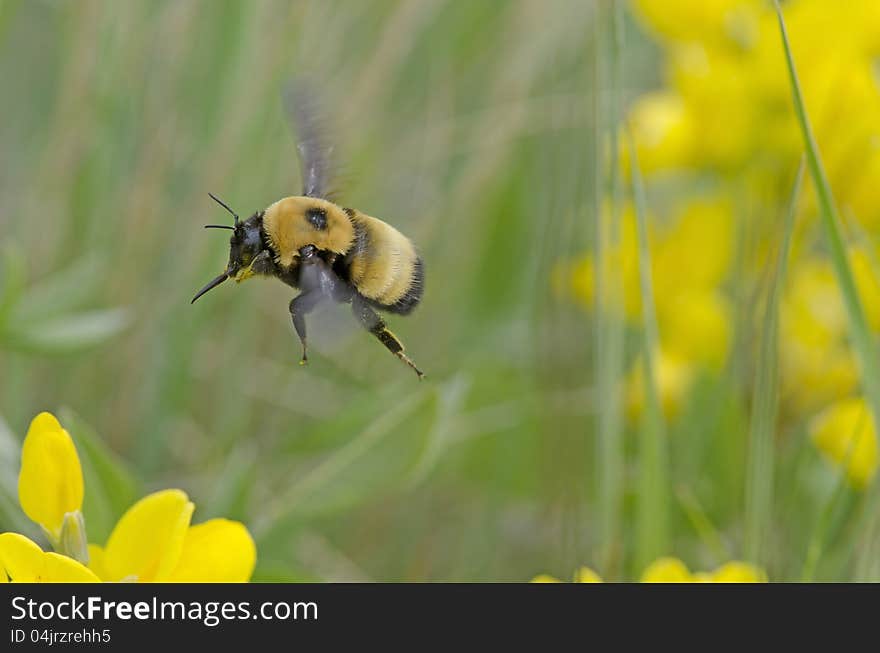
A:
[0,0,615,581]
[0,0,878,582]
[0,250,129,354]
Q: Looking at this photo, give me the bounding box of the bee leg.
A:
[351,297,424,380]
[289,291,325,365]
[250,250,276,275]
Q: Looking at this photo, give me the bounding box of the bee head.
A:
[226,213,265,282]
[192,194,267,304]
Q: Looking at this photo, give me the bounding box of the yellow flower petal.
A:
[640,557,693,582]
[627,91,694,173]
[0,532,99,582]
[627,348,696,422]
[707,561,767,583]
[574,567,602,583]
[531,574,562,583]
[654,198,733,294]
[167,519,256,583]
[0,533,45,582]
[852,248,880,332]
[41,552,101,583]
[18,412,84,540]
[633,0,762,47]
[87,544,109,581]
[660,291,732,372]
[103,489,194,582]
[809,397,878,489]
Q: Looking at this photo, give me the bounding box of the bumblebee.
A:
[191,92,424,379]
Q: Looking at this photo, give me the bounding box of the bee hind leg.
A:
[289,290,326,365]
[351,297,424,380]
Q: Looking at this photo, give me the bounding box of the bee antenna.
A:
[208,192,240,226]
[204,224,235,231]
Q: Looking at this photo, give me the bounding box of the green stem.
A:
[774,0,880,580]
[629,128,669,570]
[594,0,626,577]
[743,161,803,567]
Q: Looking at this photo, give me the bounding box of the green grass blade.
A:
[801,456,858,582]
[774,2,880,579]
[676,485,730,562]
[595,0,626,576]
[628,129,669,570]
[743,160,804,567]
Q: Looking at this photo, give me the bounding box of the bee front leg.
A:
[289,291,325,365]
[292,249,354,366]
[351,296,424,380]
[250,250,276,276]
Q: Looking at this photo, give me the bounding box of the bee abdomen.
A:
[380,257,423,315]
[345,211,423,314]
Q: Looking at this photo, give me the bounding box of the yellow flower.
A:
[530,574,562,583]
[88,490,256,583]
[6,411,257,583]
[17,412,87,562]
[782,258,848,348]
[568,197,733,315]
[809,397,878,489]
[532,559,766,582]
[630,0,880,232]
[652,198,733,299]
[626,347,696,421]
[566,196,735,422]
[666,43,764,171]
[568,207,643,319]
[0,532,98,583]
[640,557,693,582]
[641,557,767,582]
[632,0,762,49]
[780,342,859,419]
[660,290,731,372]
[626,92,694,175]
[573,566,602,583]
[780,250,880,418]
[698,561,768,583]
[531,566,603,583]
[852,248,880,332]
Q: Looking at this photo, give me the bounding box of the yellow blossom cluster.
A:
[1,412,256,582]
[630,0,880,220]
[567,199,734,419]
[565,0,880,487]
[532,557,766,583]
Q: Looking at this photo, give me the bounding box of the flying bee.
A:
[191,88,425,378]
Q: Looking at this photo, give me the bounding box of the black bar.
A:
[0,583,874,648]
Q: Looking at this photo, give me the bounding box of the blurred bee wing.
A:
[283,78,338,200]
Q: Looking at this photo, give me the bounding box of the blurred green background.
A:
[0,0,636,581]
[1,0,878,582]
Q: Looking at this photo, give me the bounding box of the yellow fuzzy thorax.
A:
[262,196,355,268]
